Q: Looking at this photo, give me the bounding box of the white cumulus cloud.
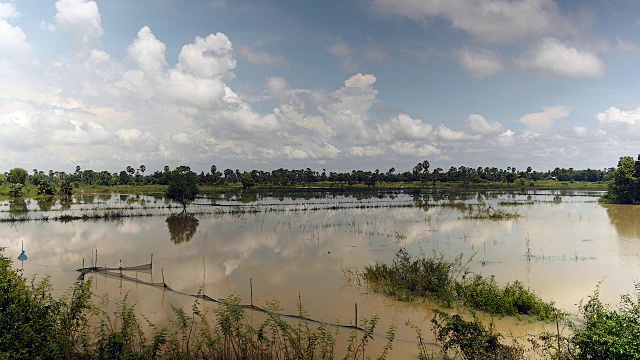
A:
[518,37,604,78]
[596,107,640,125]
[464,114,503,135]
[177,33,236,80]
[520,106,570,132]
[0,3,31,54]
[378,114,433,142]
[44,0,103,44]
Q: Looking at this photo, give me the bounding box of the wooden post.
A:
[82,258,84,271]
[150,254,153,269]
[250,278,253,307]
[95,249,98,269]
[355,303,358,328]
[162,268,165,287]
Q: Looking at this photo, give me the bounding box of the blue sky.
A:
[1,0,640,173]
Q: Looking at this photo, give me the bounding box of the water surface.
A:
[1,188,638,357]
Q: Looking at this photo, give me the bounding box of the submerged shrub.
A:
[458,275,557,320]
[432,311,524,360]
[362,248,457,305]
[363,248,558,320]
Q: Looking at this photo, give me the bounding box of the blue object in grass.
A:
[18,250,27,261]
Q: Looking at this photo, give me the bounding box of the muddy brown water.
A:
[1,189,639,358]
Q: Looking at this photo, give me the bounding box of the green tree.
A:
[8,168,28,185]
[166,167,199,213]
[118,170,131,185]
[31,173,48,186]
[607,156,639,204]
[37,181,55,195]
[9,184,23,197]
[59,180,73,196]
[240,172,256,189]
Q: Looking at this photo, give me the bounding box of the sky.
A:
[1,0,640,174]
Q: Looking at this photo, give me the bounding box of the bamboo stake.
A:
[355,303,358,328]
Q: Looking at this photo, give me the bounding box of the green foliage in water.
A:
[457,275,558,320]
[432,312,524,360]
[362,248,457,306]
[605,155,640,204]
[363,249,558,320]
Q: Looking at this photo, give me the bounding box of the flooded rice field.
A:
[1,188,639,357]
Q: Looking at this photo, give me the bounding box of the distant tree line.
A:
[0,161,613,192]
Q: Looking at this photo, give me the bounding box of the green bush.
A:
[432,312,524,360]
[571,289,640,359]
[363,248,456,305]
[458,276,557,320]
[0,248,92,359]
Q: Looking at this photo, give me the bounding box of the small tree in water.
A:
[606,155,640,204]
[166,166,199,213]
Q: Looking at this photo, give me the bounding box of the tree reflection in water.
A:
[9,200,28,217]
[37,197,56,212]
[166,213,199,244]
[605,204,640,239]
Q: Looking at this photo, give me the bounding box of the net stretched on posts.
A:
[78,263,365,332]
